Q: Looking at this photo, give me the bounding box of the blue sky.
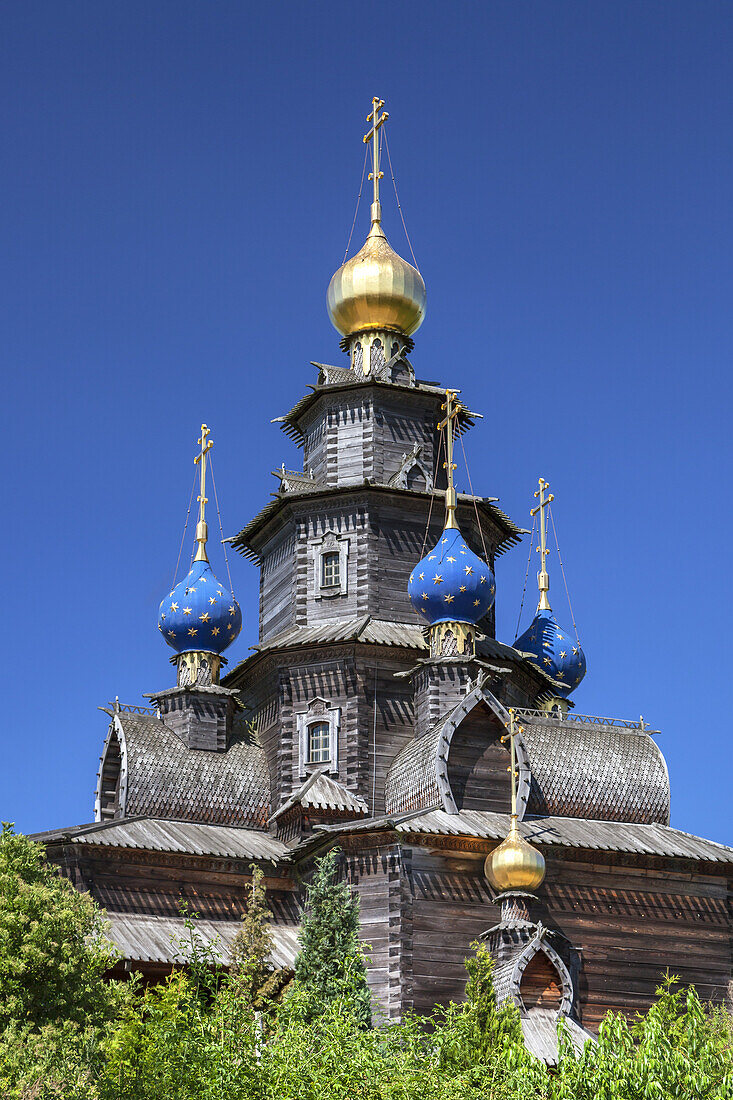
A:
[4,1,732,841]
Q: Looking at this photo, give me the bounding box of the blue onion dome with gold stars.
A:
[159,559,242,655]
[159,423,242,657]
[514,609,586,697]
[408,526,496,627]
[158,558,241,651]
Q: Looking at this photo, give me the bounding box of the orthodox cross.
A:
[438,389,461,529]
[363,96,388,224]
[530,476,554,611]
[501,708,521,820]
[193,423,213,562]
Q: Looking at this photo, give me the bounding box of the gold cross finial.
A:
[438,389,462,528]
[193,424,213,563]
[530,477,554,611]
[363,96,388,227]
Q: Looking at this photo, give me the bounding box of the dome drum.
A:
[430,621,476,659]
[175,650,223,688]
[347,329,411,378]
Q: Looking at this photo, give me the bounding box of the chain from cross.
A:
[363,97,389,220]
[530,477,554,611]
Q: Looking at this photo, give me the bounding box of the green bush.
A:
[1,829,732,1099]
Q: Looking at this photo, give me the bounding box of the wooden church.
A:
[36,99,733,1065]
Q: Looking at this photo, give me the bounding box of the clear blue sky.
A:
[4,2,732,841]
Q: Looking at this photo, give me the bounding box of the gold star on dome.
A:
[465,566,473,575]
[473,599,480,606]
[560,650,567,659]
[161,613,165,620]
[480,576,486,584]
[447,556,456,562]
[183,607,192,616]
[428,555,436,561]
[557,671,565,679]
[229,605,236,615]
[187,588,196,595]
[490,583,495,594]
[419,572,424,580]
[441,538,448,544]
[200,613,210,622]
[218,590,223,597]
[459,585,467,592]
[228,622,234,630]
[167,630,176,639]
[188,627,198,637]
[444,593,455,603]
[421,593,428,600]
[543,657,552,667]
[199,576,207,583]
[409,574,414,584]
[157,624,162,631]
[433,574,443,584]
[572,646,579,655]
[209,596,216,605]
[556,633,564,640]
[212,627,220,636]
[170,602,179,612]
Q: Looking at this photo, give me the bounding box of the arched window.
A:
[297,699,341,777]
[352,341,363,373]
[321,550,340,589]
[307,721,331,764]
[370,337,385,372]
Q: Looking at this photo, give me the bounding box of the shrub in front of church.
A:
[230,864,291,1011]
[0,824,120,1031]
[1,832,732,1099]
[293,847,372,1029]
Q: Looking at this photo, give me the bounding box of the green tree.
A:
[0,823,118,1031]
[293,847,372,1027]
[230,863,290,1010]
[552,973,733,1100]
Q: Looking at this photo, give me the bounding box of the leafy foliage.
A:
[1,831,732,1099]
[230,864,291,1009]
[0,824,118,1032]
[294,847,372,1027]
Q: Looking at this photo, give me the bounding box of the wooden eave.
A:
[229,482,524,564]
[272,376,475,446]
[222,622,556,700]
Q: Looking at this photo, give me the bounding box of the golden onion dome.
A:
[484,816,546,893]
[327,221,426,337]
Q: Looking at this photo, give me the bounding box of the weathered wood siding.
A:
[346,844,413,1019]
[447,704,512,813]
[259,526,295,642]
[542,857,733,1028]
[403,844,733,1028]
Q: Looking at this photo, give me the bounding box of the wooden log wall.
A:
[447,703,512,813]
[396,843,733,1029]
[541,856,733,1028]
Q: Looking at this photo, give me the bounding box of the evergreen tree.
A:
[0,824,118,1032]
[230,863,290,1009]
[293,847,371,1027]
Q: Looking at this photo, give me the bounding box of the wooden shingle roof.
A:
[319,808,733,864]
[105,712,270,829]
[386,687,670,825]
